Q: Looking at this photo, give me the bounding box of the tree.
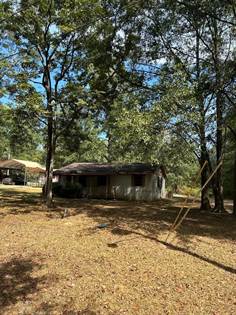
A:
[143,5,212,209]
[179,1,235,212]
[85,0,147,161]
[104,87,197,191]
[2,0,101,206]
[0,104,43,161]
[144,0,235,211]
[0,105,11,159]
[224,92,236,216]
[55,113,108,167]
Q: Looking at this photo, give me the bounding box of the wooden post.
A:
[169,160,208,232]
[166,160,223,243]
[106,176,108,199]
[24,167,27,186]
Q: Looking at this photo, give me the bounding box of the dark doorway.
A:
[97,176,107,186]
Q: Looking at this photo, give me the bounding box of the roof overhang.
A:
[54,163,165,177]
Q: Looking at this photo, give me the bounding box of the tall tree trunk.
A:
[198,86,211,211]
[41,58,55,208]
[226,125,236,216]
[44,101,55,208]
[205,151,218,209]
[233,144,236,216]
[195,29,211,211]
[214,92,225,212]
[199,135,211,211]
[199,106,211,211]
[107,127,113,163]
[45,138,55,208]
[105,110,113,163]
[212,17,225,213]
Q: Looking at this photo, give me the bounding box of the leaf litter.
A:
[0,185,235,314]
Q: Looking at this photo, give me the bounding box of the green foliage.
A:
[0,104,43,162]
[180,186,200,198]
[0,105,11,158]
[105,89,198,189]
[55,114,107,167]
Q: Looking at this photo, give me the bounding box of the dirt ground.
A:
[0,185,235,315]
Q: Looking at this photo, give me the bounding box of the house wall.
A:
[58,173,165,201]
[110,174,165,201]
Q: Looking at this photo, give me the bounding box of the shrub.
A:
[52,182,83,198]
[52,182,63,196]
[180,186,199,197]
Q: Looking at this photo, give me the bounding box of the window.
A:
[97,175,107,186]
[132,174,145,187]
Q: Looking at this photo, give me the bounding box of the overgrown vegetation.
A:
[52,182,83,199]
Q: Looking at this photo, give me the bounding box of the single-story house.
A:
[54,162,166,201]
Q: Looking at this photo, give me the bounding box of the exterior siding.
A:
[58,173,165,201]
[109,174,165,201]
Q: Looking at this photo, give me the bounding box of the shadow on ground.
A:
[1,186,236,277]
[1,186,236,245]
[0,255,97,314]
[0,257,46,310]
[68,198,236,244]
[0,187,41,215]
[32,302,97,315]
[108,227,236,274]
[58,198,236,275]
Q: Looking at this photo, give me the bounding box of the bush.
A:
[52,182,63,196]
[52,182,83,198]
[180,186,199,197]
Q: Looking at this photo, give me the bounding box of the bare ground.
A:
[0,185,235,315]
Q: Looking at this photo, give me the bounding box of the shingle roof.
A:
[54,162,163,176]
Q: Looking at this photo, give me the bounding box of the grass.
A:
[0,184,236,315]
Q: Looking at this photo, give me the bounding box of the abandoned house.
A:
[54,162,166,201]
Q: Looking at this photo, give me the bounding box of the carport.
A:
[0,159,45,186]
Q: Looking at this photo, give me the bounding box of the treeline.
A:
[0,0,235,213]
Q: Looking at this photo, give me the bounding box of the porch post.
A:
[24,167,27,186]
